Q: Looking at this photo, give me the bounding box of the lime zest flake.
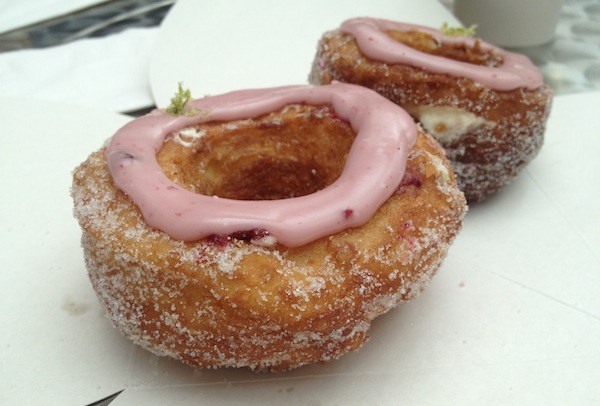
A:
[440,22,477,37]
[165,82,191,115]
[165,82,207,116]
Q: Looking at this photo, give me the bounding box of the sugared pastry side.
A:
[71,83,466,371]
[310,18,553,202]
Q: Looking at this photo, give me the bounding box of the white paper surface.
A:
[0,27,157,113]
[1,92,598,406]
[0,0,110,34]
[149,0,463,108]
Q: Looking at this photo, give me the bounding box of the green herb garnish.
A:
[166,82,193,115]
[440,22,477,37]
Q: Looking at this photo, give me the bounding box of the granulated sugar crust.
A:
[71,107,466,372]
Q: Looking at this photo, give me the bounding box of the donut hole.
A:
[157,105,356,201]
[386,30,503,67]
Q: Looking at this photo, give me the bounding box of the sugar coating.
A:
[71,109,467,372]
[310,28,553,203]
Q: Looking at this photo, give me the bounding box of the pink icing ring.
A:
[340,18,543,91]
[106,83,417,247]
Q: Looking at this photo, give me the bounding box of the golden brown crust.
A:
[71,104,466,371]
[385,29,503,67]
[310,29,553,202]
[157,105,356,200]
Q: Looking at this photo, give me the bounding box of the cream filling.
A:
[405,105,495,144]
[172,126,206,147]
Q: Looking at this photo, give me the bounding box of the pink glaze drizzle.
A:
[106,83,417,247]
[340,18,543,91]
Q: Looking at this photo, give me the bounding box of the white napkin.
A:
[0,27,157,113]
